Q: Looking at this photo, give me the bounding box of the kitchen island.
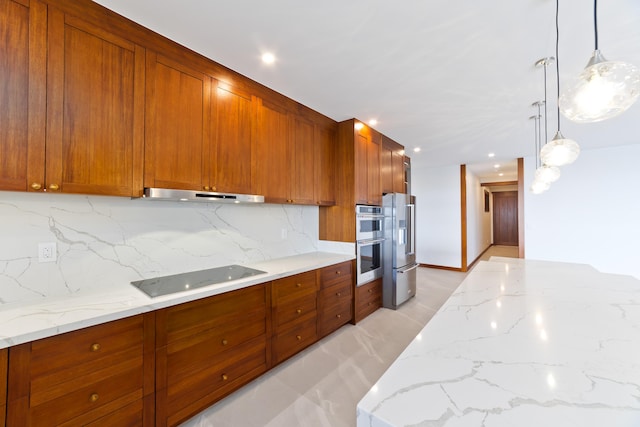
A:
[357,258,640,426]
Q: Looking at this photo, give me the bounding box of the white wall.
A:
[465,170,492,264]
[0,192,319,304]
[525,143,640,279]
[413,164,461,268]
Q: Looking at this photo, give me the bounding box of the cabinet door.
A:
[145,52,211,191]
[46,11,144,196]
[289,115,315,205]
[354,131,369,205]
[367,131,381,205]
[382,136,406,195]
[0,0,46,192]
[314,123,336,206]
[253,99,290,203]
[380,141,393,195]
[211,83,253,194]
[392,149,406,193]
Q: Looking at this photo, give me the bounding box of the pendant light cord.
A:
[594,0,599,50]
[555,0,561,133]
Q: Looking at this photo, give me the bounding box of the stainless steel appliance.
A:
[142,187,264,204]
[382,193,418,309]
[355,205,384,286]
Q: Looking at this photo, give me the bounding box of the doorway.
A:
[492,191,518,246]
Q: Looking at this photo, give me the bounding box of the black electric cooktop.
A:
[131,265,267,298]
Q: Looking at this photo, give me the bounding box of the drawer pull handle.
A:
[368,289,373,293]
[296,335,302,341]
[336,292,342,297]
[368,302,372,306]
[90,343,101,352]
[296,309,302,314]
[222,374,228,381]
[31,182,42,190]
[89,393,99,403]
[221,339,228,346]
[296,283,302,288]
[336,314,341,319]
[203,186,210,191]
[49,183,59,191]
[336,271,341,275]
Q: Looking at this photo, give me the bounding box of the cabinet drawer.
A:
[320,261,352,288]
[0,348,6,418]
[273,317,317,364]
[29,365,142,426]
[163,284,267,344]
[29,315,143,378]
[81,399,144,427]
[319,300,352,337]
[319,279,352,308]
[355,279,382,323]
[272,271,317,304]
[165,336,267,414]
[274,292,317,330]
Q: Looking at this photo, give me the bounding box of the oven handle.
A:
[357,238,385,246]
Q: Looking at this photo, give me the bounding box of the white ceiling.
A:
[94,0,640,180]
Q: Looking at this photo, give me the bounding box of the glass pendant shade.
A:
[534,164,561,183]
[530,178,550,194]
[559,50,640,123]
[540,131,580,167]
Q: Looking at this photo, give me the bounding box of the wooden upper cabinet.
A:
[289,115,316,205]
[46,10,144,196]
[211,83,254,195]
[381,135,406,195]
[144,52,211,191]
[253,99,290,203]
[314,123,337,206]
[354,123,381,205]
[0,0,46,192]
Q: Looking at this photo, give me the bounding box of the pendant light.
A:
[540,0,580,167]
[559,0,640,123]
[532,61,560,184]
[529,114,551,194]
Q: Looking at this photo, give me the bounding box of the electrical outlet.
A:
[38,242,57,263]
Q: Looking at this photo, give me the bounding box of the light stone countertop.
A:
[0,251,353,349]
[357,258,640,426]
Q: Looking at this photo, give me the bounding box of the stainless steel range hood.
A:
[141,187,264,203]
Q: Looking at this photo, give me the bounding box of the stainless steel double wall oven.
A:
[355,205,384,286]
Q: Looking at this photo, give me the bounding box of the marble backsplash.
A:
[0,191,322,304]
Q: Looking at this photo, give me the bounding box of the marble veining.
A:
[0,191,320,304]
[357,259,640,426]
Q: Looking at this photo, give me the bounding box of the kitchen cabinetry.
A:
[354,124,381,206]
[314,123,337,206]
[211,83,254,194]
[6,314,154,426]
[0,0,45,193]
[271,271,318,364]
[289,115,317,205]
[317,261,353,337]
[354,278,382,323]
[381,136,406,195]
[144,51,212,192]
[1,348,6,427]
[155,284,269,427]
[47,7,144,196]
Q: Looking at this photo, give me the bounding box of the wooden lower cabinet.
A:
[155,284,270,427]
[6,314,154,427]
[1,348,6,427]
[317,261,353,337]
[354,278,383,323]
[271,271,318,365]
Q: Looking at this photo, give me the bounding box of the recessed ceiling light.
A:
[488,153,496,158]
[499,173,504,176]
[413,147,421,153]
[261,52,276,65]
[494,164,500,169]
[368,119,378,126]
[354,122,364,131]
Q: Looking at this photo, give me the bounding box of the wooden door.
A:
[354,131,369,205]
[380,140,393,194]
[392,148,405,193]
[289,115,315,204]
[314,124,336,206]
[493,191,518,246]
[0,0,46,192]
[46,11,144,196]
[253,99,289,203]
[212,83,253,194]
[145,52,211,191]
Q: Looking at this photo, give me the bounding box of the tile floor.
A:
[182,245,517,427]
